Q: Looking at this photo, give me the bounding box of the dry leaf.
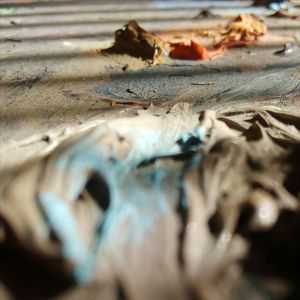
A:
[217,14,267,48]
[269,11,300,20]
[169,40,224,60]
[103,20,166,64]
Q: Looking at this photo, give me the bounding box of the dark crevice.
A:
[85,172,110,212]
[116,280,129,300]
[176,155,201,268]
[208,210,224,236]
[235,203,255,235]
[0,245,74,300]
[177,135,202,154]
[267,111,300,130]
[243,123,263,141]
[283,144,300,197]
[177,178,189,267]
[242,210,300,298]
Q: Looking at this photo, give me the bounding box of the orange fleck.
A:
[169,40,224,60]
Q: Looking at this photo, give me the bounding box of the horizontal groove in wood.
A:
[0,1,252,16]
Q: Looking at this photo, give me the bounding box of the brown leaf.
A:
[217,14,267,48]
[269,11,300,20]
[102,20,165,64]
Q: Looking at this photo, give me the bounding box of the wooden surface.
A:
[0,0,300,169]
[0,2,300,300]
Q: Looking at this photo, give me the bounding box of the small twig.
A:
[190,82,214,86]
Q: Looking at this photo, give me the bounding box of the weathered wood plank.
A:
[0,1,252,15]
[1,0,299,163]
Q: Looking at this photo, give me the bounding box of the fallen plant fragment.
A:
[217,14,268,48]
[101,97,151,107]
[103,14,271,63]
[103,20,166,65]
[274,42,295,55]
[269,10,300,19]
[169,40,224,60]
[193,9,217,19]
[168,14,268,59]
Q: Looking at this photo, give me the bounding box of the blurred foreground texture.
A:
[1,103,300,300]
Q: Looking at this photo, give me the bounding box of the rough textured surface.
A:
[1,104,300,300]
[1,1,300,149]
[0,1,300,300]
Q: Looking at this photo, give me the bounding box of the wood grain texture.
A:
[1,0,299,159]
